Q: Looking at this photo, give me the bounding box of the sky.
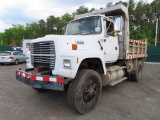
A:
[0,0,154,32]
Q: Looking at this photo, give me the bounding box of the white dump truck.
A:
[16,4,147,114]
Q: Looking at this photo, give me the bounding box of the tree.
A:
[90,8,95,12]
[59,13,73,34]
[38,19,46,37]
[0,33,4,45]
[106,2,113,7]
[61,13,73,26]
[25,22,40,39]
[115,1,127,7]
[46,15,60,34]
[74,5,89,15]
[1,25,25,46]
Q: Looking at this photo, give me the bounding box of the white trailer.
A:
[16,4,147,114]
[22,39,32,55]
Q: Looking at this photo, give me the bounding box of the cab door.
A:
[103,19,119,63]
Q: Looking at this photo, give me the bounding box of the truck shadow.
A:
[25,80,134,118]
[27,89,81,117]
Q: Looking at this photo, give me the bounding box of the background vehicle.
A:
[16,4,147,114]
[0,51,26,65]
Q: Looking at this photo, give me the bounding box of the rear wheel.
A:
[1,63,4,65]
[67,69,102,114]
[14,59,19,65]
[130,61,143,82]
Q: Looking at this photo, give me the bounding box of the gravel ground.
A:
[0,63,160,120]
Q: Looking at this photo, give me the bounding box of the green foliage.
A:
[0,13,73,46]
[74,5,89,15]
[38,19,46,37]
[89,8,95,12]
[0,25,25,46]
[115,1,127,7]
[1,0,160,46]
[106,2,113,7]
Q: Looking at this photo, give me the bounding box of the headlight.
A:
[63,59,71,69]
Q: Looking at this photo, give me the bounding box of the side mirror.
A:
[114,16,122,32]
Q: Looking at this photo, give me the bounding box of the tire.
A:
[14,59,19,65]
[130,61,143,82]
[33,88,49,92]
[67,69,102,114]
[1,63,4,65]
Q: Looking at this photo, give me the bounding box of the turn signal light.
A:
[72,44,77,50]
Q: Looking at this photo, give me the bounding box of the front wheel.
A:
[67,69,102,114]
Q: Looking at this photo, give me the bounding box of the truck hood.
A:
[32,35,102,51]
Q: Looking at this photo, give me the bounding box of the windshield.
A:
[65,16,102,35]
[0,52,11,56]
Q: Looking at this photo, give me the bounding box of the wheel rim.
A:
[83,81,97,103]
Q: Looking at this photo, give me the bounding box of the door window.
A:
[104,20,115,37]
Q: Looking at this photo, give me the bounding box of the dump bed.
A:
[127,39,147,59]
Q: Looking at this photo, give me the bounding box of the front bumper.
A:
[16,68,64,91]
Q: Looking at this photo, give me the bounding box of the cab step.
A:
[109,77,127,86]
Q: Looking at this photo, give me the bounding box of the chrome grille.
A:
[30,41,55,69]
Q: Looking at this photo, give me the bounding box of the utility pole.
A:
[155,18,158,46]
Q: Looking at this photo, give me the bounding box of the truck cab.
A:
[65,15,120,63]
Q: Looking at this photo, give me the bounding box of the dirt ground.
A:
[0,63,160,120]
